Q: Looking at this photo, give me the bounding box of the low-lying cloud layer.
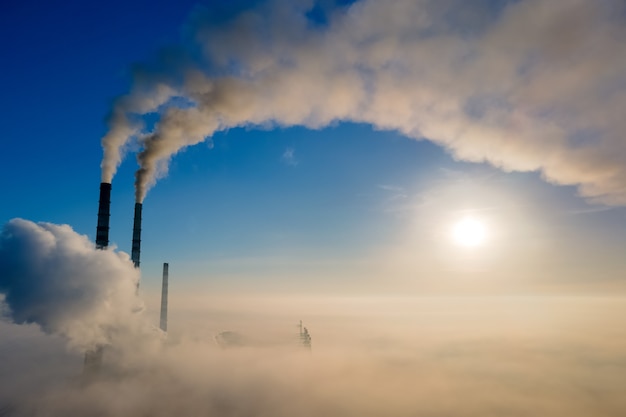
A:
[2,293,626,416]
[100,0,626,204]
[1,218,625,415]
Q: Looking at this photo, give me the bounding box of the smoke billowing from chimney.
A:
[100,109,138,184]
[101,0,626,205]
[101,85,178,184]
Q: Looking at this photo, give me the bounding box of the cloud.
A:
[282,147,298,166]
[99,0,626,205]
[0,320,79,410]
[0,219,143,351]
[2,295,626,416]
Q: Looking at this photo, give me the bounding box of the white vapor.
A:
[100,84,177,184]
[100,0,626,203]
[0,219,143,351]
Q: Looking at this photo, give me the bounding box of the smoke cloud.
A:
[98,0,626,204]
[100,84,177,183]
[0,219,142,351]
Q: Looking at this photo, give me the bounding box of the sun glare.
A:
[452,217,487,247]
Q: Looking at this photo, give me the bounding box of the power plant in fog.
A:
[84,180,308,375]
[84,181,169,375]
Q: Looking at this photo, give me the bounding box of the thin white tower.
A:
[160,263,168,332]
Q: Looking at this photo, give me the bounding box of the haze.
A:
[1,0,626,416]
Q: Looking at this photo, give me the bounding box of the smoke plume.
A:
[98,0,626,203]
[0,219,142,351]
[100,84,177,183]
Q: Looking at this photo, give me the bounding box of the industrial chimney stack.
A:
[131,203,142,269]
[95,182,112,249]
[160,263,169,332]
[85,182,112,375]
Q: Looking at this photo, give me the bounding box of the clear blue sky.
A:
[1,0,625,296]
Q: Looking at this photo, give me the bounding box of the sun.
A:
[452,217,487,247]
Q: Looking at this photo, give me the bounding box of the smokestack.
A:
[160,263,168,332]
[96,182,111,249]
[85,182,111,376]
[131,203,142,269]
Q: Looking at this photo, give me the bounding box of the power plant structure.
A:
[86,180,173,375]
[85,180,309,376]
[131,203,142,269]
[84,182,112,374]
[160,263,169,332]
[95,182,111,249]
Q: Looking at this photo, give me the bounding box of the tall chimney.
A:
[160,263,169,332]
[131,203,142,268]
[96,182,112,249]
[85,182,111,376]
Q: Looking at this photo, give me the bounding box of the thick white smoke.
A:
[100,84,177,184]
[0,219,143,351]
[98,0,626,204]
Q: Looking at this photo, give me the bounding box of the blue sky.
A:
[3,3,626,415]
[2,0,626,296]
